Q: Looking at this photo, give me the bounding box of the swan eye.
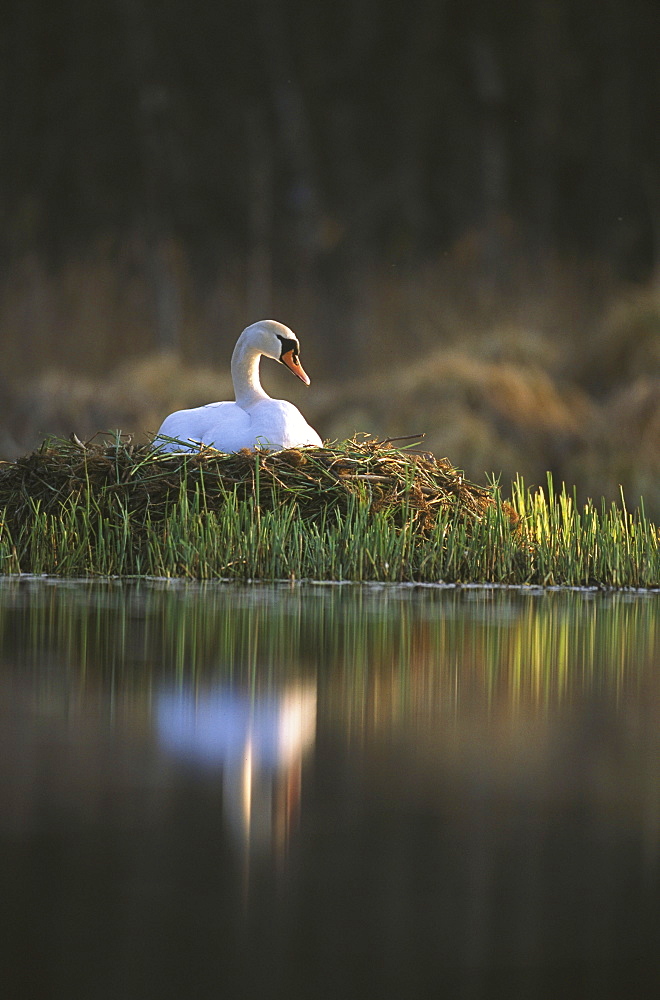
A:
[277,335,299,360]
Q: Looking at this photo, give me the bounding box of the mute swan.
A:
[154,320,323,452]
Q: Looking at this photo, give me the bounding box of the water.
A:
[0,579,658,999]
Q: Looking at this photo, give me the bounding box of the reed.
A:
[0,435,657,586]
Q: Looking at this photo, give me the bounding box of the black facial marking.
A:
[276,335,300,361]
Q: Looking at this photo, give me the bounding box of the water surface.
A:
[1,580,658,999]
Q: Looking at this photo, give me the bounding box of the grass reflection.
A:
[0,581,656,716]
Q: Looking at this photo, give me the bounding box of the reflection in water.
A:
[157,685,316,853]
[0,580,658,999]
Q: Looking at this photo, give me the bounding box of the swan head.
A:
[241,320,311,385]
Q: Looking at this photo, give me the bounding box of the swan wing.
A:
[248,400,322,449]
[155,402,252,452]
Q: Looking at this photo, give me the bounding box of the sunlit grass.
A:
[0,439,657,586]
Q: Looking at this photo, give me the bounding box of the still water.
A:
[1,579,659,999]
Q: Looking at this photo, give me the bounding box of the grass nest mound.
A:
[0,433,512,534]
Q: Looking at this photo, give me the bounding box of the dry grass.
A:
[0,433,504,536]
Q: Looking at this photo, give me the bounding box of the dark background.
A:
[1,0,659,510]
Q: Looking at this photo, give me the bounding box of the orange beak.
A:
[281,348,311,385]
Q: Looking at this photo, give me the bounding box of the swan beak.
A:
[281,349,311,385]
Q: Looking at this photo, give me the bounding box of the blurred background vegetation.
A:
[1,0,659,514]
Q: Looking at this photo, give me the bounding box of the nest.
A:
[0,433,514,534]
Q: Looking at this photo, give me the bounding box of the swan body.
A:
[154,320,322,453]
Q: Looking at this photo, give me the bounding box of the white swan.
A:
[154,320,323,452]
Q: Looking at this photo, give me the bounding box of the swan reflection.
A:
[157,684,316,853]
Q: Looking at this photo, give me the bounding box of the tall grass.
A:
[1,474,657,586]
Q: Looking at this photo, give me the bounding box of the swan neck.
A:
[231,338,269,406]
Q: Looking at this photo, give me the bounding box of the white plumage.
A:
[154,320,322,453]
